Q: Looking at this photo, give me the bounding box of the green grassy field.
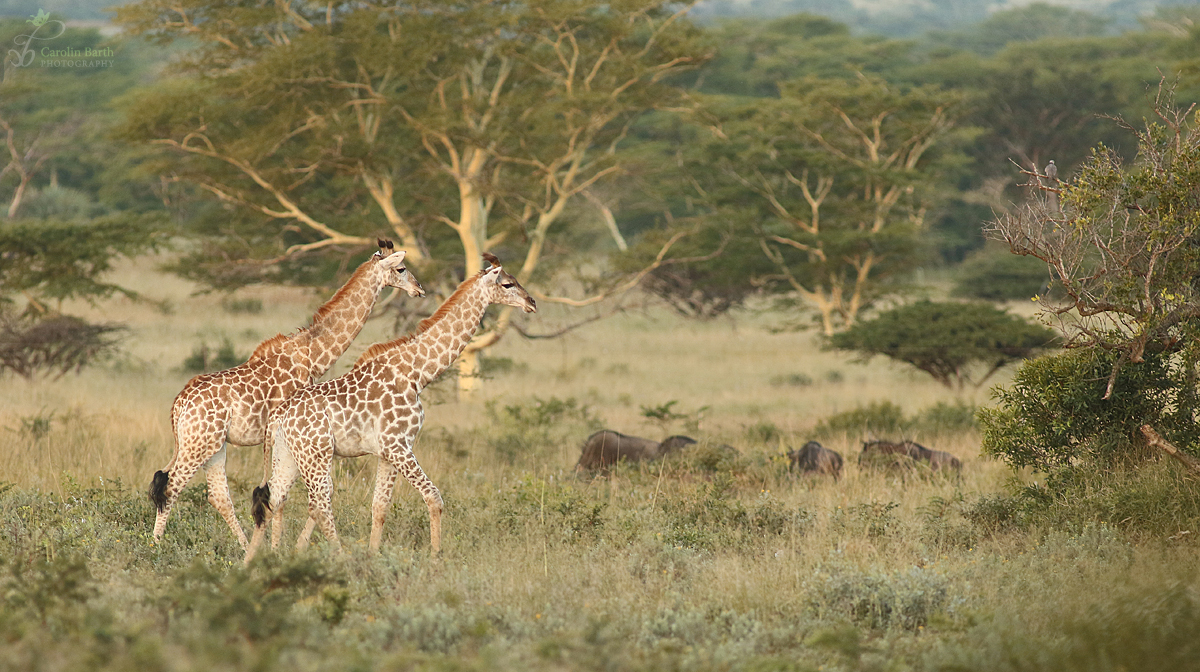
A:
[1,257,1198,672]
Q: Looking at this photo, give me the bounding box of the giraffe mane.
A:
[308,255,377,335]
[352,267,489,370]
[249,333,291,361]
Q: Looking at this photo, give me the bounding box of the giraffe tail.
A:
[149,470,169,512]
[251,484,271,528]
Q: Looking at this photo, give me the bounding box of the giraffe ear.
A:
[380,250,407,267]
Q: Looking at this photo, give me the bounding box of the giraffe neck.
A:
[305,260,384,377]
[358,274,490,391]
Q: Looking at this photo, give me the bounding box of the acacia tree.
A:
[0,18,102,219]
[116,0,710,396]
[681,75,964,334]
[990,89,1200,398]
[829,301,1056,390]
[985,88,1200,476]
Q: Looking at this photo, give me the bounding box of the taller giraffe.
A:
[243,254,536,562]
[149,240,424,548]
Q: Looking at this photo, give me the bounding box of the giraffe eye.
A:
[501,282,514,288]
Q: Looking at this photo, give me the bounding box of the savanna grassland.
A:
[1,258,1199,672]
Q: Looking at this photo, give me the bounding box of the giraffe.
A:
[149,240,425,548]
[243,254,536,562]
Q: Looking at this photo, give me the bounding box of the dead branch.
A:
[1141,424,1200,478]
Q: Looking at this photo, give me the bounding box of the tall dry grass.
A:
[0,255,1004,494]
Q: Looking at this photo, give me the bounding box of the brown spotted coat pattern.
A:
[244,258,536,562]
[150,243,423,547]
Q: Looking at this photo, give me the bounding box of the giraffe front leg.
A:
[385,447,442,558]
[205,446,248,548]
[369,458,400,553]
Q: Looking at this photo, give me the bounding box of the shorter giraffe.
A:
[150,241,424,548]
[244,254,536,562]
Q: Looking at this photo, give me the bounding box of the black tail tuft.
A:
[251,484,271,527]
[149,471,169,512]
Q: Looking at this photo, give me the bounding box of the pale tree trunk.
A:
[362,172,426,262]
[7,172,29,218]
[453,148,492,400]
[1,115,40,220]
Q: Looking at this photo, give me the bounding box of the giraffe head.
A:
[374,239,424,297]
[481,253,536,313]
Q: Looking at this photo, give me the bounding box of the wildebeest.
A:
[787,441,844,479]
[575,430,697,471]
[926,448,962,471]
[859,440,961,474]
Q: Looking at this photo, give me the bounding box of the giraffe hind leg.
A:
[296,516,316,551]
[152,443,215,541]
[205,446,248,548]
[154,409,229,542]
[246,433,301,563]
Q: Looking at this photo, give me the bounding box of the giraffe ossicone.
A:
[244,256,536,563]
[149,240,424,549]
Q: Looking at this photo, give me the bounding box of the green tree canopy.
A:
[115,0,712,396]
[991,90,1200,397]
[829,300,1057,389]
[629,74,967,331]
[982,91,1200,481]
[927,4,1111,56]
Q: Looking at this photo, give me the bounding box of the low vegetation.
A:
[1,287,1197,671]
[0,409,1196,672]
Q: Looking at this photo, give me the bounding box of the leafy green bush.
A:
[656,474,808,550]
[769,373,813,387]
[18,187,101,220]
[220,297,263,314]
[807,563,951,631]
[912,400,979,434]
[167,556,345,643]
[814,401,978,444]
[830,301,1057,389]
[965,461,1200,537]
[481,355,528,375]
[485,396,602,465]
[744,420,781,444]
[815,401,906,439]
[979,348,1199,480]
[181,338,245,373]
[929,569,1200,672]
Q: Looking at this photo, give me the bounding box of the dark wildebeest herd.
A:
[575,430,697,470]
[575,430,961,479]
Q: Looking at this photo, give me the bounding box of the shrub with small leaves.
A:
[181,338,245,373]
